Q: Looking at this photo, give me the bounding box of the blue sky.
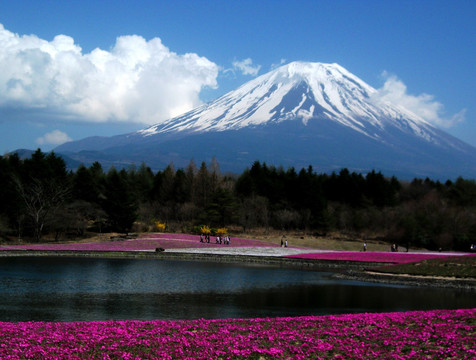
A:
[0,0,475,153]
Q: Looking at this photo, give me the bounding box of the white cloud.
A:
[0,24,219,125]
[36,130,72,146]
[232,58,261,76]
[373,72,466,128]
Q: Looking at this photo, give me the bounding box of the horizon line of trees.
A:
[1,149,475,251]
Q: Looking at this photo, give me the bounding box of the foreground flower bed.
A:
[0,233,279,252]
[286,251,472,264]
[0,309,474,359]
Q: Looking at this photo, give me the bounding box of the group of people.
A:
[199,234,210,243]
[200,234,231,245]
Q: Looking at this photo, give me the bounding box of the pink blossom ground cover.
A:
[0,309,473,359]
[286,251,473,264]
[0,233,279,252]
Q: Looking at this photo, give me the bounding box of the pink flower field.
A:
[286,251,474,264]
[0,233,280,252]
[0,309,473,359]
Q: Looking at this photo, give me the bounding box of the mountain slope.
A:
[55,62,476,179]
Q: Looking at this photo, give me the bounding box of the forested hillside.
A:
[1,149,475,251]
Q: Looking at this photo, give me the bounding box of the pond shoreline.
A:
[1,249,474,290]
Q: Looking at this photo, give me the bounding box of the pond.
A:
[0,257,474,322]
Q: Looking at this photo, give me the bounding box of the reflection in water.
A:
[0,257,474,322]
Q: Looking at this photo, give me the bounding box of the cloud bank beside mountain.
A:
[373,72,466,128]
[0,23,218,125]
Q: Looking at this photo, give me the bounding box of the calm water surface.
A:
[0,256,474,322]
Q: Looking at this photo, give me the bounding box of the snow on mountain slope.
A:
[137,61,444,147]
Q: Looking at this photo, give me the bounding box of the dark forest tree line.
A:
[1,150,475,251]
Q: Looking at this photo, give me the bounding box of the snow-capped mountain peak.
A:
[54,61,476,180]
[138,61,436,145]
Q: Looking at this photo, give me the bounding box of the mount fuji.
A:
[55,62,476,179]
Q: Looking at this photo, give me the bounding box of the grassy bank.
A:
[371,255,476,279]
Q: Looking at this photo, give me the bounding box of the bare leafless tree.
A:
[13,176,70,242]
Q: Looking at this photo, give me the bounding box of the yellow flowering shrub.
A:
[200,225,211,235]
[155,221,167,232]
[216,227,228,236]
